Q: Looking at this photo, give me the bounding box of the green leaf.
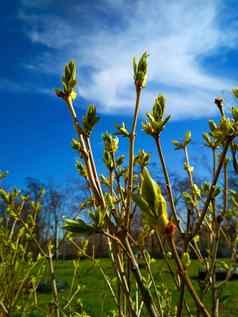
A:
[132,193,150,213]
[208,120,217,132]
[162,115,171,127]
[217,260,230,271]
[64,218,95,235]
[203,132,211,146]
[137,168,168,230]
[141,167,160,208]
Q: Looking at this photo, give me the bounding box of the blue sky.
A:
[1,0,238,188]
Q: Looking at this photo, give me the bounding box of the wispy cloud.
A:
[18,0,238,119]
[0,77,52,96]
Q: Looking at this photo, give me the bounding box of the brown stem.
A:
[223,159,228,214]
[169,236,211,317]
[190,138,232,241]
[124,236,160,317]
[212,148,216,179]
[65,96,101,204]
[154,231,179,287]
[115,252,138,317]
[155,136,181,231]
[85,136,106,207]
[126,87,142,228]
[176,281,185,317]
[48,242,60,317]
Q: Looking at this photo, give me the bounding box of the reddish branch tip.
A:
[165,221,177,237]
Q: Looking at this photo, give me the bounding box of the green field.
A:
[28,259,238,317]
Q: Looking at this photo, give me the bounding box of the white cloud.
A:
[18,0,238,119]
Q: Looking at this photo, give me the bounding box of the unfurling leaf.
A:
[64,218,96,235]
[132,167,168,232]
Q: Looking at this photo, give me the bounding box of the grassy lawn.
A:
[33,258,238,316]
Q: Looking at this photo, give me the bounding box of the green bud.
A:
[133,51,149,88]
[142,121,155,136]
[135,150,150,168]
[83,104,100,136]
[115,122,130,137]
[184,131,191,146]
[56,60,78,100]
[72,139,82,151]
[192,184,201,198]
[153,95,166,120]
[103,133,119,153]
[182,252,191,268]
[103,151,113,170]
[183,192,194,207]
[193,235,200,243]
[100,175,110,188]
[143,96,170,137]
[76,161,88,177]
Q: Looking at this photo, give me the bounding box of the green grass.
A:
[33,259,238,316]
